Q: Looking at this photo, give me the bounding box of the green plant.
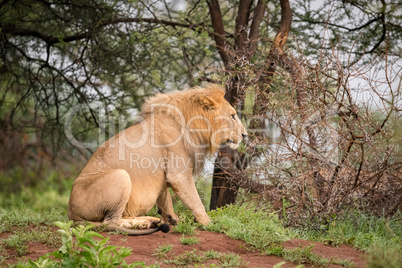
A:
[265,243,285,256]
[0,207,66,264]
[180,235,200,245]
[164,249,203,266]
[173,212,198,235]
[204,250,221,259]
[22,221,156,268]
[273,262,286,268]
[153,244,173,260]
[366,246,401,268]
[219,253,247,268]
[163,249,246,267]
[0,171,74,212]
[273,261,304,268]
[207,204,288,251]
[282,245,354,268]
[2,227,61,256]
[0,204,66,233]
[290,209,402,264]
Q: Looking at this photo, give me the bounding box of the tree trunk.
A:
[209,80,243,210]
[210,148,239,210]
[208,0,291,210]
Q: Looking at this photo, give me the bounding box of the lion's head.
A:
[141,84,247,154]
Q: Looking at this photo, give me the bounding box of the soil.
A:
[1,230,367,267]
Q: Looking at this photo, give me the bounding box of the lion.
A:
[67,84,247,235]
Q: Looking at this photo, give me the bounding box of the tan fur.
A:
[68,84,247,231]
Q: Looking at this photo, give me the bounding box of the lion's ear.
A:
[198,95,218,110]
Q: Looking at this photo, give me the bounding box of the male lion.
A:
[68,84,247,235]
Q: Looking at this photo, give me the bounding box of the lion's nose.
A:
[242,134,247,139]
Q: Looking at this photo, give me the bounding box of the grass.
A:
[0,175,400,268]
[164,249,204,266]
[289,210,402,268]
[204,250,221,259]
[153,244,173,259]
[11,221,160,268]
[219,252,247,268]
[163,249,247,267]
[172,211,198,235]
[2,204,399,268]
[180,235,200,245]
[0,204,66,265]
[206,204,288,251]
[0,170,73,212]
[0,203,67,233]
[282,245,354,268]
[366,246,401,268]
[2,227,61,256]
[291,210,402,251]
[204,205,359,267]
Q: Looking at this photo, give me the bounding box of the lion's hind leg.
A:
[68,169,132,224]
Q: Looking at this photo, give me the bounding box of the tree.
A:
[203,0,401,210]
[207,0,292,209]
[1,0,400,218]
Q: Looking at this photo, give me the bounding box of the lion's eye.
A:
[231,114,236,120]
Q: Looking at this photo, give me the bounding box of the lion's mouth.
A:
[226,139,240,150]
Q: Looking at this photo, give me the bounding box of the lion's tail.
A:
[106,223,171,236]
[76,221,171,236]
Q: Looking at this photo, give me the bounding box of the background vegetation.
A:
[0,0,401,266]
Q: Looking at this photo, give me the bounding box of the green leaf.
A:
[84,231,104,239]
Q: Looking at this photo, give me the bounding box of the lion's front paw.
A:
[168,214,179,225]
[158,209,179,225]
[195,215,210,226]
[161,213,179,225]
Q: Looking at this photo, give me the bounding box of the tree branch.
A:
[234,0,252,52]
[293,16,380,32]
[276,0,292,49]
[257,0,292,93]
[1,17,203,46]
[250,0,292,130]
[248,0,265,56]
[207,0,232,66]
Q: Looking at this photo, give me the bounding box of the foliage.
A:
[163,249,247,268]
[0,2,400,267]
[205,205,397,267]
[1,227,61,256]
[18,221,156,268]
[290,209,402,268]
[282,246,354,267]
[172,210,198,235]
[282,245,354,268]
[232,44,401,224]
[0,204,66,233]
[366,246,402,268]
[179,235,200,245]
[163,249,204,267]
[0,175,74,212]
[207,204,288,251]
[1,205,400,267]
[292,0,401,60]
[153,244,173,260]
[0,0,400,226]
[291,210,402,252]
